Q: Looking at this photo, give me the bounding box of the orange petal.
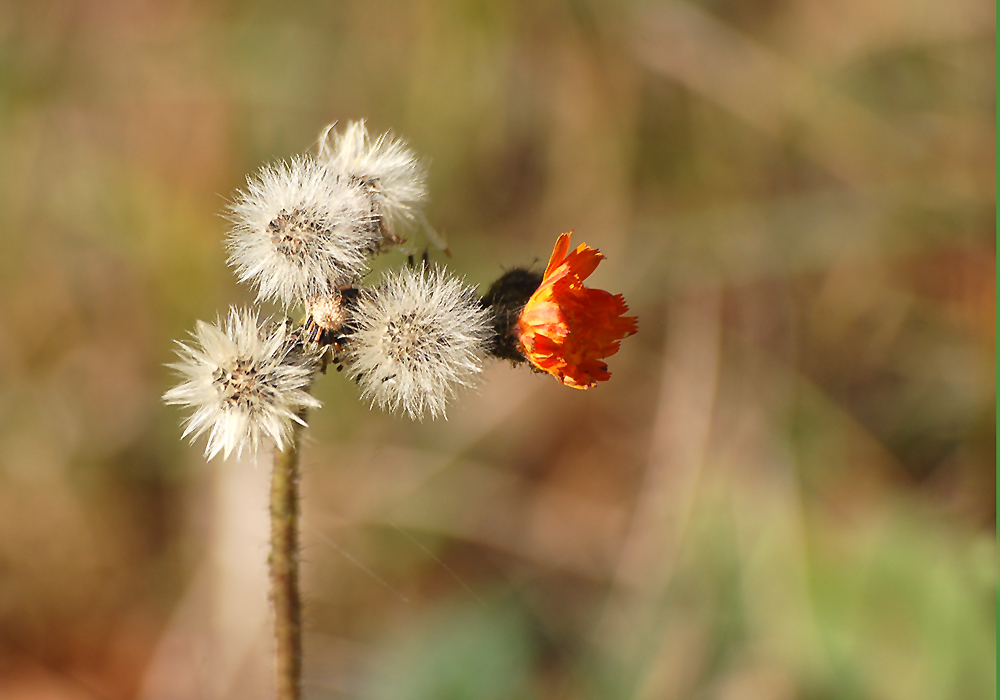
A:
[543,232,574,279]
[516,233,637,390]
[561,244,603,282]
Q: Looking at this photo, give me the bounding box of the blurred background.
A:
[0,0,994,698]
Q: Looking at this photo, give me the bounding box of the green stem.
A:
[270,419,305,700]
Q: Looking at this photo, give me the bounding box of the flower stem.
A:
[270,419,305,700]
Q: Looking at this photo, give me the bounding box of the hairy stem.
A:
[270,419,305,700]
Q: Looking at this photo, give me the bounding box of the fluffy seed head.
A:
[226,154,380,307]
[343,265,489,420]
[163,308,322,460]
[318,120,427,244]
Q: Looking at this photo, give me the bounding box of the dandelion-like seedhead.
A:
[318,120,427,244]
[163,308,322,460]
[226,155,380,307]
[168,121,636,461]
[342,265,489,420]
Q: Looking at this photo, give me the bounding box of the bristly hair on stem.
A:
[269,420,305,700]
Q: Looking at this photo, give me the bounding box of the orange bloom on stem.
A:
[515,232,637,389]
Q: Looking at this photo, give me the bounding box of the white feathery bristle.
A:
[317,120,427,243]
[163,308,322,460]
[226,154,379,307]
[343,265,489,420]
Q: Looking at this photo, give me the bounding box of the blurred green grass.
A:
[0,0,994,698]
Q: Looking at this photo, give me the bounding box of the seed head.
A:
[163,308,322,460]
[226,155,380,307]
[318,121,427,245]
[342,265,489,420]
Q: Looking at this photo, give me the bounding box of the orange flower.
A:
[515,232,637,389]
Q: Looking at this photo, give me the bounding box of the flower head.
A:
[318,120,427,245]
[514,232,637,389]
[226,155,380,307]
[342,265,489,419]
[164,308,322,460]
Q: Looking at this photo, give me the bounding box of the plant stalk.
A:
[270,420,305,700]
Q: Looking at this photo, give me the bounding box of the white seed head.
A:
[163,308,322,460]
[343,265,489,420]
[318,120,427,244]
[226,154,380,307]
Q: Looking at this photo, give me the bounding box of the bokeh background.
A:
[0,1,995,698]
